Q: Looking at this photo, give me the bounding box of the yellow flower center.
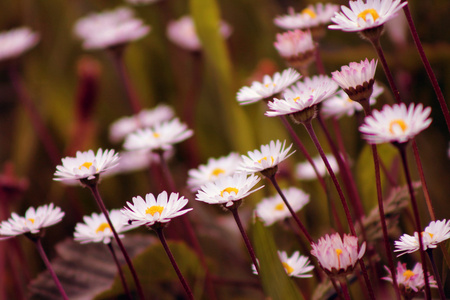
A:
[336,248,343,268]
[258,156,274,164]
[211,168,225,178]
[389,119,408,134]
[96,222,110,233]
[274,203,285,211]
[421,231,434,238]
[301,8,317,19]
[27,218,35,224]
[79,162,93,170]
[282,262,294,275]
[153,132,160,138]
[146,205,164,216]
[220,187,239,197]
[357,8,380,22]
[293,96,301,102]
[264,83,276,88]
[403,269,415,280]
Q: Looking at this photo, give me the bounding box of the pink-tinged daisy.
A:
[122,191,192,227]
[236,68,301,105]
[187,152,241,191]
[383,262,437,297]
[102,150,153,177]
[274,29,316,69]
[311,233,366,277]
[321,82,383,119]
[0,204,64,239]
[274,4,340,31]
[252,250,314,278]
[295,153,339,180]
[329,0,407,33]
[54,149,119,182]
[0,27,39,62]
[359,103,432,145]
[167,16,232,52]
[331,58,378,102]
[255,187,309,226]
[195,173,263,208]
[74,209,137,244]
[239,140,295,176]
[394,219,450,256]
[74,7,150,50]
[123,118,193,152]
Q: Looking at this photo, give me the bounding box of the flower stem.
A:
[155,227,195,300]
[330,277,345,300]
[228,206,260,273]
[85,182,145,300]
[339,279,351,300]
[426,249,446,300]
[32,238,69,300]
[107,243,133,300]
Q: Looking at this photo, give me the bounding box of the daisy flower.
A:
[54,149,120,182]
[295,153,339,180]
[187,152,241,191]
[102,150,152,177]
[74,209,137,244]
[236,68,301,105]
[383,262,437,296]
[0,203,64,239]
[255,187,310,226]
[394,219,450,256]
[0,27,39,62]
[329,0,407,33]
[122,191,193,227]
[311,233,366,277]
[195,173,263,208]
[239,140,295,176]
[359,103,432,145]
[274,30,316,69]
[109,104,175,143]
[123,118,193,152]
[252,250,314,278]
[74,7,150,50]
[167,16,232,52]
[274,4,340,31]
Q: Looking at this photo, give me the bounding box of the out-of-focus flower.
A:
[102,150,152,176]
[252,250,314,278]
[274,4,340,31]
[274,30,316,69]
[74,7,150,50]
[255,187,309,226]
[167,16,231,52]
[0,204,64,239]
[125,0,161,6]
[359,103,432,145]
[0,27,39,62]
[295,153,339,180]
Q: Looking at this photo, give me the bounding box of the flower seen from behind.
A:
[252,250,314,278]
[0,27,39,62]
[274,30,316,69]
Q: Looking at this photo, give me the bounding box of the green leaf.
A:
[252,217,304,300]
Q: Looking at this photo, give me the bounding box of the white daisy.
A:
[0,203,64,239]
[359,103,432,144]
[121,191,193,227]
[123,118,193,152]
[255,187,310,226]
[236,68,301,105]
[0,27,39,62]
[274,29,316,68]
[187,152,242,191]
[329,0,407,32]
[74,7,150,50]
[274,4,340,30]
[195,173,263,207]
[252,250,314,278]
[239,140,295,175]
[295,153,339,180]
[74,209,137,244]
[383,262,437,296]
[54,149,120,181]
[332,58,377,92]
[167,15,232,52]
[102,150,152,177]
[394,219,450,256]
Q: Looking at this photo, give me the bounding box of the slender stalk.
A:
[402,3,450,133]
[330,277,345,300]
[339,279,351,300]
[268,175,313,244]
[155,227,194,300]
[397,146,431,299]
[426,249,446,300]
[84,181,145,300]
[32,238,69,300]
[228,207,260,273]
[314,47,327,75]
[107,243,132,300]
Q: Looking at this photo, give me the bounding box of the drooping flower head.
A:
[187,152,242,191]
[239,140,295,177]
[74,7,150,50]
[359,103,432,145]
[195,173,263,208]
[236,68,301,105]
[394,219,450,256]
[295,153,339,180]
[311,233,366,277]
[167,16,232,52]
[123,118,193,153]
[122,191,193,227]
[0,204,64,239]
[0,27,39,62]
[252,250,314,278]
[255,187,310,226]
[54,149,120,182]
[74,209,137,244]
[274,4,340,32]
[274,29,316,70]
